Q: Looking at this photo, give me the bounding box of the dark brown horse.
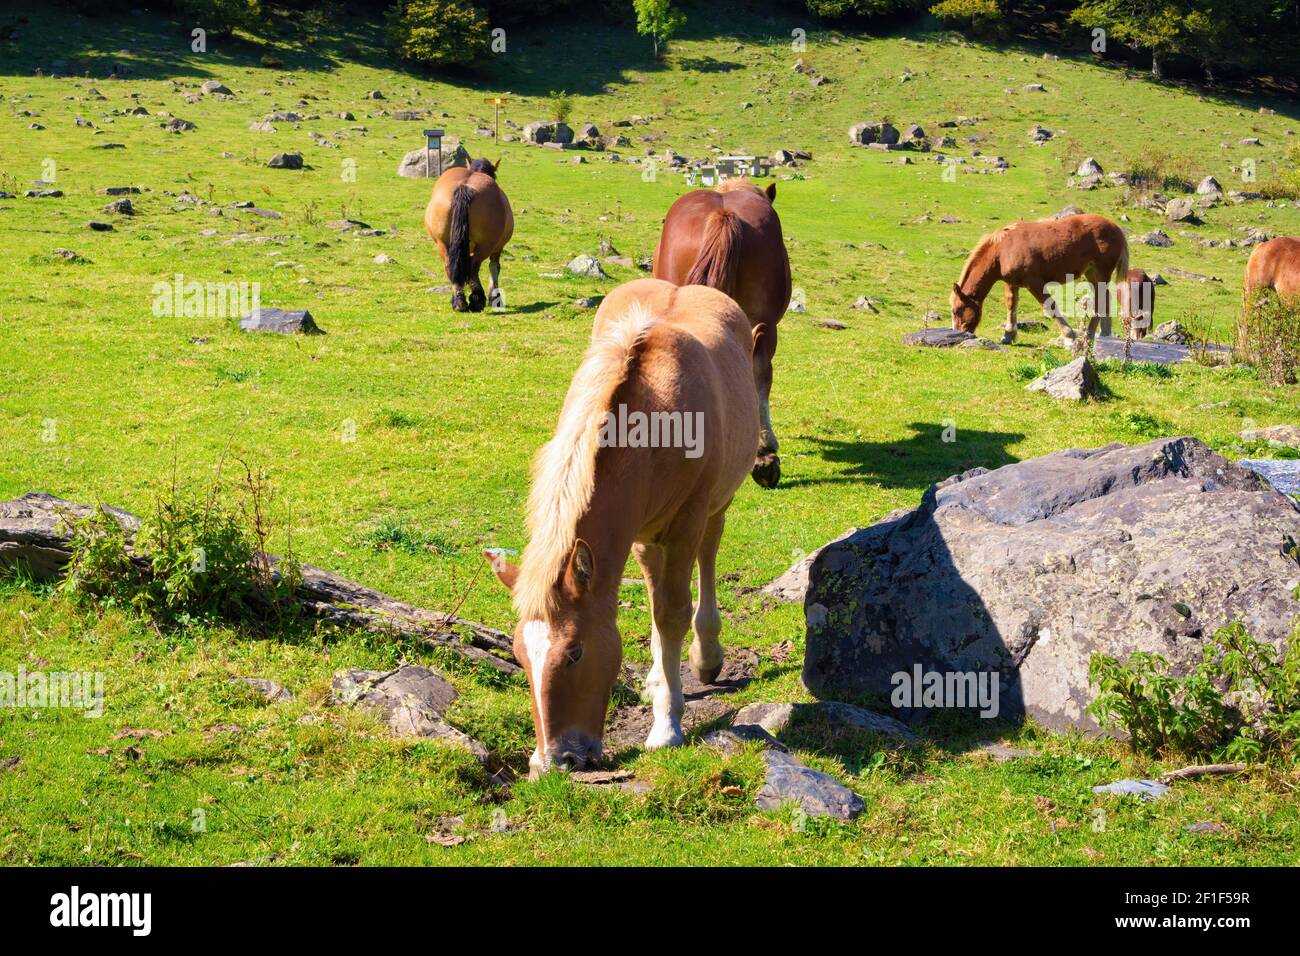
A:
[952,213,1131,345]
[1244,236,1300,303]
[1126,268,1155,339]
[424,157,513,312]
[653,179,791,488]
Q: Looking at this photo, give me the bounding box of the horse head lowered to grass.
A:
[485,278,759,776]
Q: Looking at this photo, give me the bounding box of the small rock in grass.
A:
[230,677,294,702]
[267,151,303,170]
[239,307,323,335]
[566,254,608,279]
[756,750,864,820]
[1026,356,1098,401]
[1092,778,1170,801]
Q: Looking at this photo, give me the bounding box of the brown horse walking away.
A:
[1244,236,1300,303]
[423,157,514,312]
[653,179,791,488]
[485,278,758,776]
[951,213,1131,345]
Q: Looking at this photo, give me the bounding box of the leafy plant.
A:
[547,89,573,125]
[1088,622,1300,764]
[632,0,686,59]
[1109,409,1174,440]
[385,0,490,69]
[1237,287,1300,385]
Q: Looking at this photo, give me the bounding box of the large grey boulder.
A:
[800,438,1300,732]
[239,308,322,335]
[396,140,468,178]
[755,751,864,820]
[1026,355,1099,400]
[522,120,574,145]
[848,121,900,146]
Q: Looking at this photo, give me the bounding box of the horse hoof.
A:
[692,662,723,685]
[751,453,780,489]
[451,294,469,313]
[645,722,684,750]
[468,293,487,313]
[1000,333,1016,345]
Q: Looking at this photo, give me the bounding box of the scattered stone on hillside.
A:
[818,319,848,330]
[1197,175,1223,196]
[755,750,864,820]
[703,724,788,755]
[86,221,113,231]
[904,123,925,140]
[326,219,370,231]
[1093,779,1170,801]
[1137,229,1174,247]
[103,198,133,215]
[330,666,487,760]
[1163,267,1219,283]
[248,120,275,132]
[1240,423,1300,448]
[92,143,126,150]
[392,110,424,121]
[1166,197,1198,222]
[960,336,1006,350]
[522,120,574,145]
[239,307,323,335]
[1091,336,1226,365]
[264,110,301,122]
[1240,137,1262,146]
[1150,320,1192,344]
[733,701,917,744]
[52,248,82,261]
[852,296,879,312]
[566,254,608,279]
[373,253,395,265]
[162,117,195,132]
[365,90,384,99]
[570,769,651,794]
[973,742,1037,761]
[1076,157,1103,177]
[231,677,293,702]
[578,122,600,139]
[1238,459,1300,496]
[574,296,603,309]
[396,141,468,177]
[1186,821,1229,834]
[1026,355,1098,400]
[98,186,139,196]
[339,111,355,121]
[1028,124,1053,141]
[848,121,900,146]
[903,328,975,348]
[800,437,1300,732]
[201,80,232,96]
[25,189,63,198]
[267,151,303,169]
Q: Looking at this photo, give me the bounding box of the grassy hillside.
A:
[1,2,1298,865]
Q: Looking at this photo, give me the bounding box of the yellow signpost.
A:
[484,96,509,142]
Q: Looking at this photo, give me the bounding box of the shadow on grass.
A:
[785,420,1024,490]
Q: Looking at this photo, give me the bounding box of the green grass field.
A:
[1,2,1298,865]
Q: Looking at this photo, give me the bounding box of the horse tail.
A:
[1113,232,1131,329]
[685,208,744,299]
[447,184,474,286]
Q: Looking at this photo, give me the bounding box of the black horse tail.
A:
[447,184,474,286]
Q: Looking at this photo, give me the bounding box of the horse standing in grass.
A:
[1244,236,1300,303]
[485,278,759,775]
[951,213,1131,345]
[653,179,791,489]
[423,157,513,313]
[1126,268,1156,339]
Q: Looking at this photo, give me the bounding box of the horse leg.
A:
[1027,280,1075,345]
[1002,285,1019,345]
[687,510,727,684]
[438,239,469,312]
[488,253,504,310]
[751,323,780,489]
[635,538,697,750]
[467,259,487,313]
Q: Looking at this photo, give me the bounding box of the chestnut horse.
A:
[653,179,791,489]
[951,214,1131,345]
[423,157,513,312]
[485,278,758,775]
[1244,237,1300,303]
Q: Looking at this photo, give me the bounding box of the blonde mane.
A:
[716,177,763,196]
[956,228,1005,289]
[513,304,659,622]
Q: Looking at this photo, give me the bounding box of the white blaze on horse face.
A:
[522,619,552,756]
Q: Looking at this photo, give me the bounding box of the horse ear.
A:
[563,539,594,598]
[495,156,503,171]
[952,282,964,299]
[766,183,777,203]
[483,550,519,592]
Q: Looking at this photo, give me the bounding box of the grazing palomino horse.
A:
[1244,236,1300,303]
[423,157,513,312]
[951,213,1131,345]
[1126,268,1156,339]
[485,278,758,775]
[653,179,791,489]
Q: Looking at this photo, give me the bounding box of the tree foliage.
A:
[385,0,491,69]
[633,0,686,58]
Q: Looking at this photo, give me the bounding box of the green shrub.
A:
[1260,144,1300,202]
[804,0,928,20]
[1108,409,1174,440]
[58,464,300,626]
[175,0,262,37]
[930,0,1002,30]
[1089,622,1300,765]
[1237,288,1300,385]
[548,89,573,125]
[385,0,491,69]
